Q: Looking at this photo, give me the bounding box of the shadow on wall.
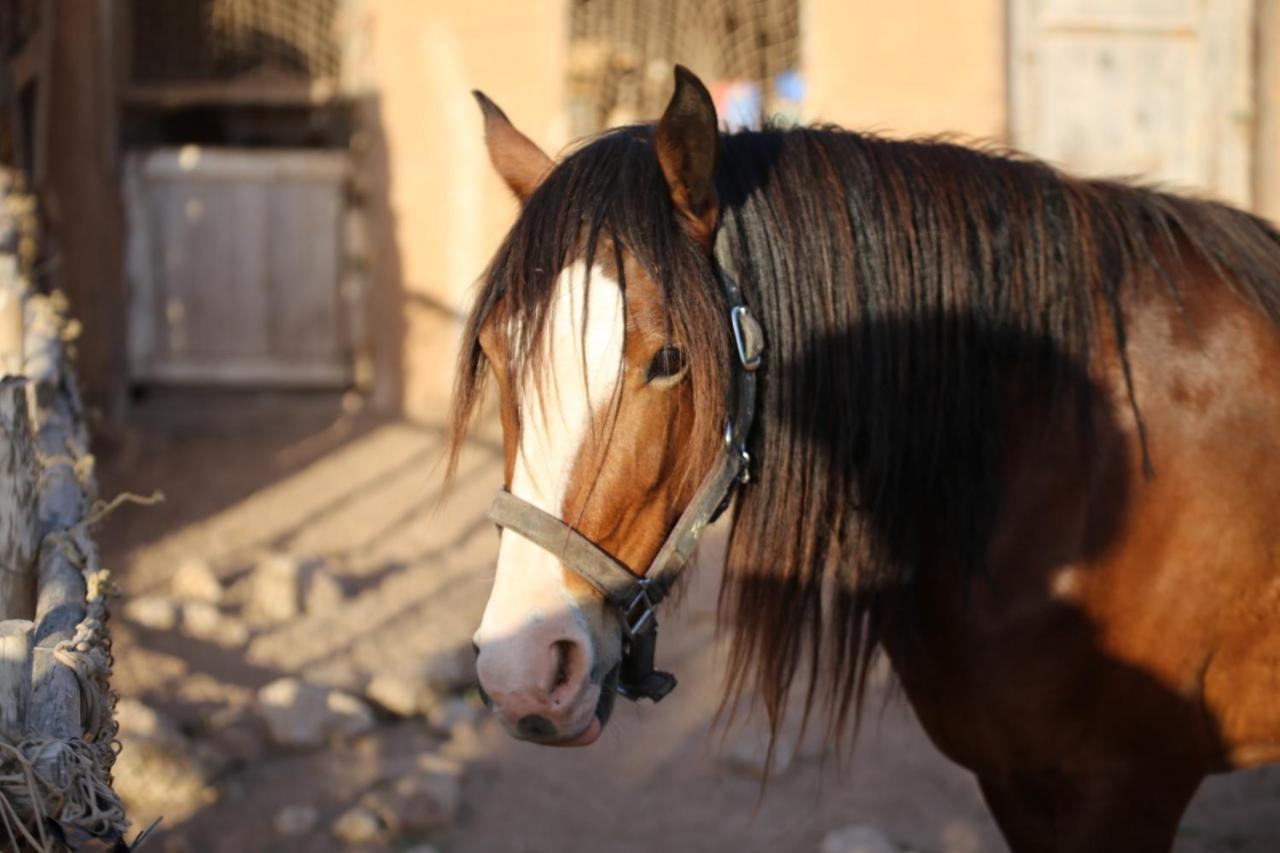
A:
[351,91,409,415]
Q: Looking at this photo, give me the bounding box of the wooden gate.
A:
[1010,0,1255,208]
[123,147,354,387]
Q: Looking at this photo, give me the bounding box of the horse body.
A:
[894,262,1280,848]
[455,69,1280,851]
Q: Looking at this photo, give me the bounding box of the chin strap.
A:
[487,241,764,702]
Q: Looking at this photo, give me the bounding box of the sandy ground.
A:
[95,392,1280,853]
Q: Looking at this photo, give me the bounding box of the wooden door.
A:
[124,148,354,387]
[1010,0,1255,208]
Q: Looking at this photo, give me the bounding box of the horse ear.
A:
[655,66,720,241]
[473,90,553,202]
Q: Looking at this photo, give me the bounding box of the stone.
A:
[331,805,384,845]
[257,677,375,748]
[202,705,270,769]
[327,689,377,739]
[426,695,483,732]
[421,644,476,693]
[123,595,180,631]
[181,602,249,648]
[116,698,182,744]
[112,702,214,814]
[360,754,463,834]
[274,803,318,837]
[171,558,223,604]
[303,565,345,615]
[249,554,346,621]
[819,825,900,853]
[366,671,434,717]
[723,725,796,779]
[248,554,304,622]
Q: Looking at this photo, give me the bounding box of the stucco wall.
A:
[1258,0,1280,225]
[349,0,569,414]
[803,0,1007,141]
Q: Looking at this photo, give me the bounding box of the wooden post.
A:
[0,378,39,621]
[0,256,21,377]
[0,619,34,741]
[31,542,87,740]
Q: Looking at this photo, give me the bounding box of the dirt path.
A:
[96,393,1280,852]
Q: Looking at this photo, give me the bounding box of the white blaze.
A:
[476,261,625,642]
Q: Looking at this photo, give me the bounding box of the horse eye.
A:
[646,345,687,383]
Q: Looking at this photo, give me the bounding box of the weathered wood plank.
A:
[33,540,86,648]
[24,294,91,535]
[1010,0,1254,207]
[0,619,33,740]
[0,377,39,621]
[31,647,80,740]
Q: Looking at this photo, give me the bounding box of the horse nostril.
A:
[516,714,557,740]
[550,640,573,692]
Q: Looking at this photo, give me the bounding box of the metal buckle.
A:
[730,306,764,371]
[620,579,657,640]
[723,420,751,484]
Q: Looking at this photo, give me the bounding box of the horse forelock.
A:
[449,127,732,500]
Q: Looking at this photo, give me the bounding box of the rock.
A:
[360,754,463,834]
[123,595,181,631]
[327,689,377,739]
[116,698,183,743]
[304,566,345,615]
[274,803,318,837]
[426,695,483,732]
[257,677,375,748]
[331,805,384,845]
[112,701,214,813]
[248,554,345,622]
[819,825,900,853]
[171,558,223,604]
[248,554,305,622]
[421,644,476,693]
[181,601,249,648]
[366,671,434,717]
[723,725,796,779]
[202,705,270,769]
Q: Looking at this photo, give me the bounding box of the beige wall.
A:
[1258,0,1280,225]
[803,0,1007,141]
[349,0,569,415]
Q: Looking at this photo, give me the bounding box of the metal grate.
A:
[128,0,341,85]
[568,0,801,137]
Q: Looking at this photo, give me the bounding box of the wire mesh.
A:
[568,0,801,136]
[128,0,341,85]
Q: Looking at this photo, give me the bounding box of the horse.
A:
[449,66,1280,852]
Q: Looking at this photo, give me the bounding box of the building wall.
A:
[803,0,1008,141]
[1258,0,1280,224]
[346,0,569,415]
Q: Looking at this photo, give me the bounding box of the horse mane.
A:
[450,121,1280,749]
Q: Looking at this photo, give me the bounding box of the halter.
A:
[487,239,764,702]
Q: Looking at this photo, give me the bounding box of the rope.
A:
[0,487,155,851]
